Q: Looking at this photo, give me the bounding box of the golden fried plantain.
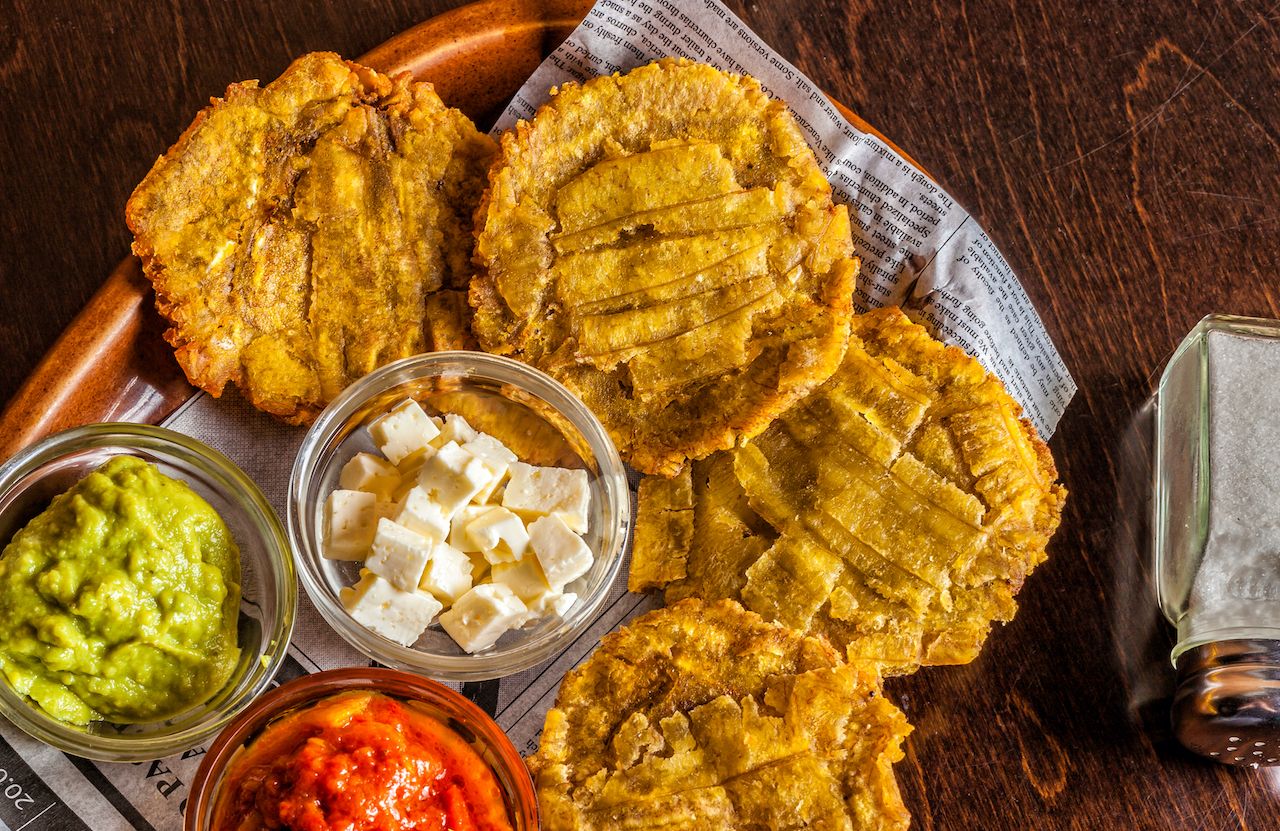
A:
[529,599,912,831]
[472,59,859,475]
[630,308,1067,673]
[127,52,496,423]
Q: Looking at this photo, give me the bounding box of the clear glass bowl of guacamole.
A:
[0,424,296,761]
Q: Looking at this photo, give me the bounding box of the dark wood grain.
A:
[2,0,1278,829]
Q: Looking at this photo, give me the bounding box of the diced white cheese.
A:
[341,570,442,646]
[461,433,516,503]
[334,401,600,647]
[465,432,519,464]
[433,413,478,448]
[438,584,528,653]
[467,507,530,564]
[528,514,593,590]
[366,519,434,592]
[548,592,577,618]
[339,452,399,501]
[467,549,492,585]
[473,459,509,505]
[415,442,500,517]
[368,399,440,465]
[418,541,474,605]
[524,590,578,619]
[502,463,591,533]
[325,490,378,560]
[492,556,551,603]
[474,467,508,505]
[395,486,450,542]
[392,449,431,500]
[448,505,489,552]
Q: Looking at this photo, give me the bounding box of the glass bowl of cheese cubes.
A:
[289,352,630,680]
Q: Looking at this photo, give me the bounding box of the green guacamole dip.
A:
[0,456,241,725]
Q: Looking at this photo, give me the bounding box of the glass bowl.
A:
[0,423,296,761]
[183,667,538,831]
[289,351,629,681]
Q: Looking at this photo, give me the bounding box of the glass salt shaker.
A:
[1154,314,1280,766]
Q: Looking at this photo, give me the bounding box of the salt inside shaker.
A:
[1154,314,1280,766]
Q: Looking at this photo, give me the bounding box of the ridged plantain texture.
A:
[630,308,1067,673]
[127,52,496,423]
[528,599,912,831]
[472,59,859,475]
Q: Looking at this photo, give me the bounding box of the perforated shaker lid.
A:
[1172,639,1280,766]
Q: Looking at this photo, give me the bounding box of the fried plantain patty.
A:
[631,308,1067,673]
[127,52,496,423]
[472,59,859,475]
[529,599,912,831]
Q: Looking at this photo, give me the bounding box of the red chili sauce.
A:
[213,691,514,831]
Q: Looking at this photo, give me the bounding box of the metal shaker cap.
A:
[1172,639,1280,766]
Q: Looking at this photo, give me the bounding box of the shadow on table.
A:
[1108,395,1180,748]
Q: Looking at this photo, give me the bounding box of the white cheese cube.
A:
[502,463,591,533]
[394,446,429,482]
[465,432,519,464]
[433,413,478,448]
[492,556,551,603]
[523,590,578,621]
[448,505,489,552]
[473,458,509,505]
[528,514,593,590]
[339,452,399,501]
[418,541,474,605]
[548,592,578,617]
[438,584,528,653]
[368,399,440,465]
[462,433,516,503]
[325,490,378,560]
[390,451,431,503]
[474,464,508,504]
[366,519,434,591]
[467,507,530,564]
[395,486,450,542]
[467,549,492,584]
[415,442,500,517]
[341,570,442,646]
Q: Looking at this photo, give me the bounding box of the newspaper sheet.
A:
[0,1,1075,828]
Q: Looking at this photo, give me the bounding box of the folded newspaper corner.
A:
[0,1,1077,828]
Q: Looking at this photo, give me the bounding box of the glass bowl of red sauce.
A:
[184,667,538,831]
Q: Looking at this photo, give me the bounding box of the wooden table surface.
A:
[3,1,1279,828]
